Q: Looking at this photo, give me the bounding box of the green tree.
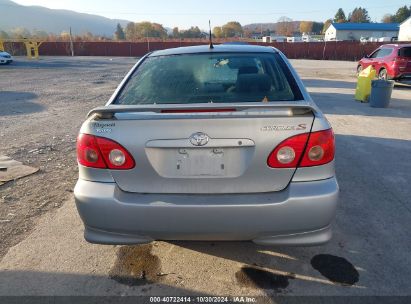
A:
[31,30,48,39]
[322,19,332,33]
[172,27,180,38]
[392,6,411,23]
[180,26,202,38]
[125,22,136,40]
[114,23,125,40]
[221,21,243,37]
[348,7,371,23]
[60,31,70,41]
[312,22,324,34]
[381,14,394,23]
[151,23,168,38]
[213,26,223,38]
[334,8,347,23]
[134,22,167,38]
[276,21,294,36]
[299,21,313,34]
[10,27,31,39]
[0,30,10,39]
[81,32,95,41]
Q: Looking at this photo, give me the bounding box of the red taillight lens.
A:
[267,133,309,168]
[77,134,135,170]
[394,56,407,67]
[77,134,107,168]
[300,129,335,167]
[267,129,335,168]
[95,136,135,169]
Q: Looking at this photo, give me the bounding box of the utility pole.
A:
[146,34,150,52]
[69,27,74,56]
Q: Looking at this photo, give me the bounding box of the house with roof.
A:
[325,23,400,41]
[399,17,411,41]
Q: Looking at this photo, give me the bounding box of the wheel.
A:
[357,65,363,75]
[379,69,388,80]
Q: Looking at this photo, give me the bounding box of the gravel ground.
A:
[0,57,137,258]
[0,57,411,298]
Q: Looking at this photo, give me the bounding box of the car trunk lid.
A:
[82,104,315,194]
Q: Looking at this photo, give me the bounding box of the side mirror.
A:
[364,54,370,58]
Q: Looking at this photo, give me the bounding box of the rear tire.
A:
[379,69,388,80]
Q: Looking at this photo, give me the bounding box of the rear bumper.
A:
[391,67,411,80]
[396,73,411,81]
[74,177,339,246]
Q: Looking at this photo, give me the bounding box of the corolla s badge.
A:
[189,132,209,146]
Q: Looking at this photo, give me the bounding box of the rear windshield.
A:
[115,52,302,105]
[398,47,411,58]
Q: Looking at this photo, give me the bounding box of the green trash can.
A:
[369,80,394,108]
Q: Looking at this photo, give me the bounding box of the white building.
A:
[262,36,286,43]
[399,17,411,41]
[325,23,399,41]
[287,36,302,43]
[302,34,321,42]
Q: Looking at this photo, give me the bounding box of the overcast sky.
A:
[12,0,408,29]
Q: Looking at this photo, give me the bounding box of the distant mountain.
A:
[0,0,130,36]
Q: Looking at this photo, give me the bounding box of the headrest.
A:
[238,66,259,74]
[236,74,272,93]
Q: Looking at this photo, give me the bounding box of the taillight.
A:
[77,134,107,169]
[267,133,309,168]
[77,134,135,170]
[267,129,335,168]
[394,56,407,67]
[300,129,335,167]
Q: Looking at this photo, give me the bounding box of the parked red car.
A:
[357,44,411,82]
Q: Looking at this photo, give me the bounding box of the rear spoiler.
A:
[88,103,316,119]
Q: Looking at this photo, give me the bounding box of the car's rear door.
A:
[398,47,411,74]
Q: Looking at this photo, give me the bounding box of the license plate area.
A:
[145,145,254,179]
[177,148,225,176]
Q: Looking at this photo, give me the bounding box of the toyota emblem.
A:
[189,132,209,146]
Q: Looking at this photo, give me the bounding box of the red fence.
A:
[3,41,403,61]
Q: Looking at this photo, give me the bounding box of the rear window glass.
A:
[399,47,411,58]
[115,52,302,105]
